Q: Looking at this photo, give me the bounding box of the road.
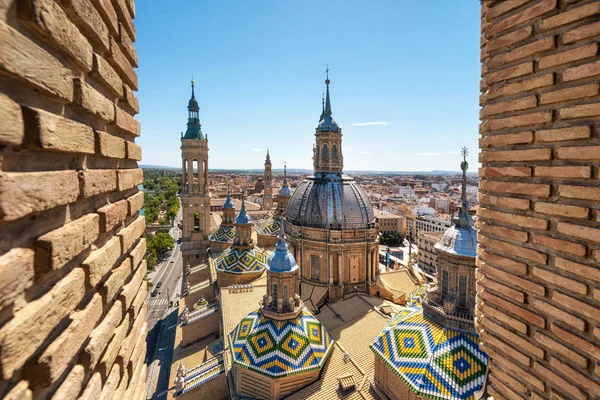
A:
[145,202,183,399]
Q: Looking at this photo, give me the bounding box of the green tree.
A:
[379,232,404,246]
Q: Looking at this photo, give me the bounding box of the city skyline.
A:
[135,0,480,171]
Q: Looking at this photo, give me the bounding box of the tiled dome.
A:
[215,247,267,275]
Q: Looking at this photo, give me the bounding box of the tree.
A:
[379,232,404,246]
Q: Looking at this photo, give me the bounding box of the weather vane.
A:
[461,146,468,161]
[325,64,330,79]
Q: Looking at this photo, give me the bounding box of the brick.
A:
[489,37,555,67]
[127,191,144,215]
[534,202,589,218]
[4,381,32,400]
[483,316,544,358]
[479,194,530,210]
[0,93,24,147]
[32,294,103,386]
[480,257,545,295]
[129,278,147,318]
[112,0,135,39]
[533,234,586,257]
[480,302,527,334]
[78,372,102,400]
[559,103,600,119]
[109,36,137,89]
[531,298,586,331]
[533,267,587,294]
[540,44,598,70]
[118,215,145,252]
[120,259,145,310]
[74,79,115,122]
[478,248,528,274]
[98,199,128,232]
[534,165,591,178]
[480,131,533,147]
[479,166,531,177]
[17,0,93,71]
[564,21,600,44]
[99,312,130,376]
[486,62,533,85]
[117,168,143,191]
[92,53,123,97]
[482,147,551,162]
[23,107,95,154]
[115,106,140,136]
[81,169,117,197]
[99,363,120,400]
[488,348,545,391]
[533,363,586,400]
[488,111,552,131]
[540,84,599,105]
[480,275,525,303]
[551,324,600,361]
[50,364,85,400]
[486,73,554,100]
[480,288,545,327]
[61,0,110,53]
[555,256,600,282]
[487,0,532,19]
[0,170,80,221]
[101,257,131,304]
[550,357,600,395]
[557,221,600,242]
[488,0,556,37]
[123,84,139,114]
[480,207,548,230]
[119,23,138,67]
[480,180,550,197]
[90,0,118,36]
[119,311,145,369]
[124,357,143,399]
[534,333,587,368]
[488,377,525,400]
[83,299,123,369]
[128,238,146,269]
[82,235,121,287]
[0,268,85,379]
[483,96,537,117]
[539,2,600,31]
[536,125,591,142]
[480,222,529,242]
[552,290,600,322]
[563,60,600,81]
[97,131,125,158]
[126,140,142,160]
[35,213,99,273]
[0,22,73,101]
[487,25,532,52]
[559,185,600,201]
[481,236,547,264]
[0,248,34,308]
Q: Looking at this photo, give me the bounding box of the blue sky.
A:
[135,1,481,171]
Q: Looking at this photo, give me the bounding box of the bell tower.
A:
[313,67,343,174]
[181,79,211,265]
[263,149,273,210]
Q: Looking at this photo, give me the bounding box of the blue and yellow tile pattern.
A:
[208,225,235,244]
[215,246,268,274]
[371,306,488,400]
[229,308,334,378]
[256,218,281,237]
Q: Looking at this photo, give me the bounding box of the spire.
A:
[455,146,473,228]
[268,217,298,273]
[324,66,332,117]
[184,79,203,139]
[223,184,234,209]
[319,92,325,122]
[266,149,271,162]
[283,163,288,185]
[236,190,251,224]
[316,66,340,132]
[191,78,195,99]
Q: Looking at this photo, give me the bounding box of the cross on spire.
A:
[461,146,468,162]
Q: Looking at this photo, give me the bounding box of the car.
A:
[151,289,158,297]
[170,258,175,263]
[156,281,162,288]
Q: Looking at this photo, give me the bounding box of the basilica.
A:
[168,75,488,400]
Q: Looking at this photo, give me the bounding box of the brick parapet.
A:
[478,0,600,399]
[0,0,143,398]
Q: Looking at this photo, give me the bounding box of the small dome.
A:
[435,225,477,257]
[188,97,199,110]
[256,218,281,237]
[286,173,375,230]
[316,115,340,132]
[215,247,267,274]
[235,197,251,224]
[223,194,234,209]
[278,183,292,197]
[268,231,297,273]
[208,225,235,244]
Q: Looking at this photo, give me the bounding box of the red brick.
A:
[483,316,544,358]
[482,288,546,328]
[534,202,589,218]
[90,0,118,36]
[533,266,587,294]
[112,0,135,40]
[559,103,600,119]
[552,290,599,322]
[489,37,555,67]
[533,363,586,400]
[534,165,591,178]
[539,44,597,69]
[564,21,600,44]
[555,256,600,283]
[486,347,545,391]
[480,131,533,148]
[536,125,590,142]
[551,324,600,361]
[127,191,144,215]
[480,207,547,230]
[0,171,80,221]
[479,194,531,210]
[480,180,550,197]
[480,302,528,334]
[557,221,600,242]
[533,234,586,257]
[540,84,599,105]
[487,0,557,37]
[98,199,128,231]
[487,25,533,52]
[534,333,588,368]
[480,275,526,303]
[486,62,533,85]
[563,60,600,81]
[559,185,600,201]
[480,257,546,296]
[0,93,24,147]
[479,166,531,177]
[482,96,537,118]
[480,236,548,264]
[539,2,600,31]
[549,357,600,395]
[488,112,552,130]
[531,297,586,331]
[480,326,532,366]
[486,73,554,100]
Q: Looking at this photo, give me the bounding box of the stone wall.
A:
[478,1,600,399]
[0,0,145,398]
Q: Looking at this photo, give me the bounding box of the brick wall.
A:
[478,0,600,399]
[0,0,145,398]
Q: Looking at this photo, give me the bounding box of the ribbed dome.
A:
[434,225,478,257]
[278,183,292,197]
[286,173,375,230]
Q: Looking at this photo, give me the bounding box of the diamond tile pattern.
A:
[215,246,267,274]
[256,218,281,236]
[229,308,334,378]
[371,306,488,400]
[209,225,235,244]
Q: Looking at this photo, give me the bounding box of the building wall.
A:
[417,232,442,278]
[478,1,600,399]
[0,0,145,398]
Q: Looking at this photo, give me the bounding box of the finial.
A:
[266,149,270,161]
[325,65,330,84]
[191,77,195,99]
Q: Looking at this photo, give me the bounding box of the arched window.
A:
[332,145,338,161]
[194,211,200,232]
[203,159,208,189]
[322,144,329,162]
[316,146,320,162]
[193,159,198,183]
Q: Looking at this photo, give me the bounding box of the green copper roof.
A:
[183,80,205,140]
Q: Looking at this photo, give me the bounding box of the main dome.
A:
[286,172,375,230]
